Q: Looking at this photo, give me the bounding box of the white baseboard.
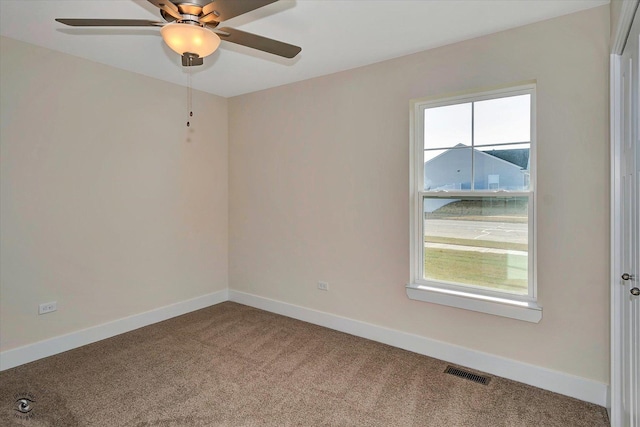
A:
[228,290,609,407]
[0,289,228,371]
[1,288,608,408]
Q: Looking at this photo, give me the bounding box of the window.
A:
[407,84,541,322]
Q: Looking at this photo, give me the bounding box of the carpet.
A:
[0,302,609,426]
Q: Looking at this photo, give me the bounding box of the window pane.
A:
[424,102,471,150]
[423,196,528,295]
[424,147,472,191]
[473,143,530,190]
[474,95,530,145]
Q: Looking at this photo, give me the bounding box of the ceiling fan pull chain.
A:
[187,70,193,127]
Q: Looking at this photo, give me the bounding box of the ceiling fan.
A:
[55,0,301,66]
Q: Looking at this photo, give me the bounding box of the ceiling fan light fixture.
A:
[160,22,220,58]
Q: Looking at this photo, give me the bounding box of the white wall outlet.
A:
[317,281,329,291]
[39,301,57,315]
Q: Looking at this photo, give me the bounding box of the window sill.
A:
[406,283,542,323]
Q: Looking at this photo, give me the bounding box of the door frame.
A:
[610,1,639,425]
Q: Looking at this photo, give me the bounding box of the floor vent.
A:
[444,365,491,385]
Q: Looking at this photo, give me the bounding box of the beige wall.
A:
[0,37,228,351]
[611,0,624,35]
[229,5,610,383]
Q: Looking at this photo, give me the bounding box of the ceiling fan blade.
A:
[216,27,301,58]
[202,0,278,22]
[199,12,220,24]
[55,18,163,27]
[147,0,182,21]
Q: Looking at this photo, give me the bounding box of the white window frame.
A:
[407,83,542,323]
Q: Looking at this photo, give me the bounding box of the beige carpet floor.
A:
[0,302,609,426]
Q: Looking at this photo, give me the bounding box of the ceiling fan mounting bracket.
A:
[172,0,211,12]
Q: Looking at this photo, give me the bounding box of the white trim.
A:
[421,190,531,198]
[411,82,536,109]
[0,289,229,371]
[405,284,542,323]
[611,0,639,55]
[228,290,606,406]
[610,52,624,426]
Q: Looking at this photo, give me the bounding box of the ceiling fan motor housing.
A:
[160,1,218,25]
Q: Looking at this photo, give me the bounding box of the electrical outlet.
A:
[317,281,329,291]
[39,301,57,315]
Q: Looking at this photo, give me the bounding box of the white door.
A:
[617,8,640,427]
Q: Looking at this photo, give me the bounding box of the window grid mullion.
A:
[471,102,475,191]
[423,140,531,152]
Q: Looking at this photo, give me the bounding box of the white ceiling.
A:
[0,0,609,98]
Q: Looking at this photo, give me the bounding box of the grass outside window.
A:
[423,198,529,295]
